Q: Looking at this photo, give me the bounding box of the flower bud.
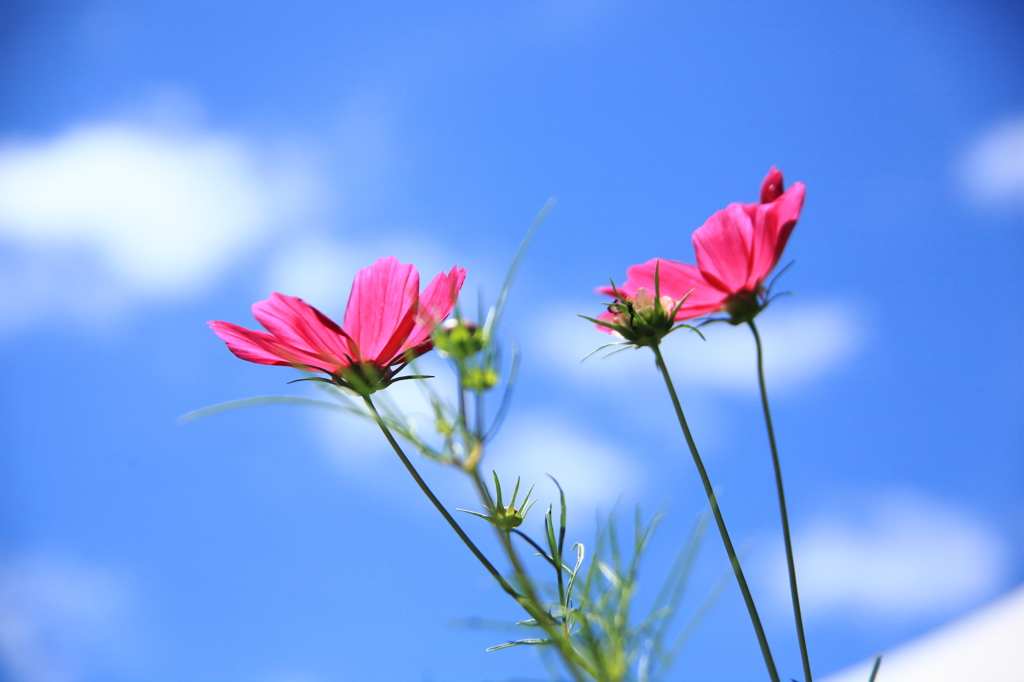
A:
[432,318,485,360]
[760,166,785,204]
[633,287,655,315]
[459,474,537,531]
[463,366,499,391]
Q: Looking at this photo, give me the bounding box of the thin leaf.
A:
[457,509,496,523]
[484,328,521,441]
[564,542,585,604]
[509,476,522,510]
[766,259,796,296]
[485,638,550,651]
[511,529,555,566]
[580,341,629,363]
[601,346,633,360]
[484,197,556,342]
[579,314,628,334]
[177,395,345,424]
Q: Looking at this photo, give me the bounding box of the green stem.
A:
[749,320,812,682]
[651,344,780,682]
[363,397,519,600]
[469,471,596,682]
[367,396,591,681]
[867,655,882,682]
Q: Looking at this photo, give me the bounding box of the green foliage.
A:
[491,482,721,682]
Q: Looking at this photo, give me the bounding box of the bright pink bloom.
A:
[598,167,805,324]
[210,256,466,393]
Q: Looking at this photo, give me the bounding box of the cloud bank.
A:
[762,492,1007,622]
[536,301,860,395]
[0,109,317,330]
[961,116,1024,207]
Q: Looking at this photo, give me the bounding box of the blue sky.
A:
[1,1,1022,681]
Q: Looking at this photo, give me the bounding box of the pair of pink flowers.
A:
[211,167,803,387]
[598,167,805,330]
[210,256,466,394]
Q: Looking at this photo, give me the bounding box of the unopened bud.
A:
[433,317,484,359]
[760,166,785,203]
[463,366,499,391]
[633,287,655,315]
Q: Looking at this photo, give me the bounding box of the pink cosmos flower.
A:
[598,166,805,326]
[209,256,466,394]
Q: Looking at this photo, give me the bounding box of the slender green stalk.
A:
[368,395,592,681]
[867,655,882,682]
[363,397,519,600]
[748,320,812,682]
[650,344,780,682]
[469,470,596,682]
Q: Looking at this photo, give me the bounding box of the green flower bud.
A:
[433,318,485,360]
[457,473,537,532]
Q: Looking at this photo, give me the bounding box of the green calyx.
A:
[583,261,699,349]
[458,472,537,532]
[723,289,765,326]
[288,359,432,397]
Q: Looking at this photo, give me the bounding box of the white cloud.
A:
[309,377,639,518]
[822,584,1024,682]
[0,101,319,330]
[487,414,642,514]
[962,117,1024,206]
[308,354,460,474]
[0,555,139,682]
[762,493,1007,622]
[535,301,859,395]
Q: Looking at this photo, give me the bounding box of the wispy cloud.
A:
[488,413,642,514]
[0,95,319,330]
[761,492,1008,622]
[0,555,140,682]
[534,301,860,395]
[961,116,1024,208]
[308,374,639,520]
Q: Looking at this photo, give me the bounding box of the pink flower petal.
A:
[401,265,467,356]
[604,258,728,319]
[692,203,756,294]
[252,293,353,366]
[208,320,335,371]
[745,181,805,287]
[766,181,805,269]
[343,256,420,365]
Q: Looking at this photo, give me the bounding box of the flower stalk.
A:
[468,466,597,682]
[362,396,520,600]
[749,320,812,682]
[650,343,780,682]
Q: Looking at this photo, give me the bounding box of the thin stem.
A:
[867,655,882,682]
[749,320,812,682]
[368,398,591,681]
[470,471,596,682]
[363,396,520,600]
[650,344,780,682]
